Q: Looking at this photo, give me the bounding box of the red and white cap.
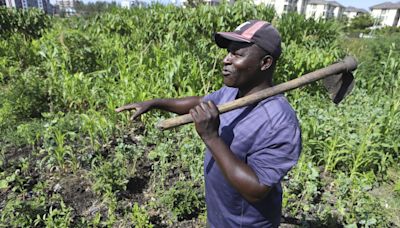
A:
[214,20,282,59]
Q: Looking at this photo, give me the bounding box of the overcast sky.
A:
[76,0,389,10]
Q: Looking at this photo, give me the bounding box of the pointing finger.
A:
[115,103,137,112]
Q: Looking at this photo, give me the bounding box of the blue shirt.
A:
[203,86,302,227]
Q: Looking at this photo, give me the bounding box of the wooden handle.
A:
[157,56,357,130]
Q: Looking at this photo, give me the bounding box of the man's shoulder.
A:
[256,94,299,130]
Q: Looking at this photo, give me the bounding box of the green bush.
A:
[0,7,51,39]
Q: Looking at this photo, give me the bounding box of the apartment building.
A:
[5,0,53,13]
[56,0,75,10]
[253,0,309,15]
[305,0,344,19]
[370,2,400,27]
[5,0,23,8]
[343,6,369,20]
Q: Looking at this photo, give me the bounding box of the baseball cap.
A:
[214,20,282,59]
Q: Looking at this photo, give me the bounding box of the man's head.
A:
[214,20,282,61]
[214,20,281,90]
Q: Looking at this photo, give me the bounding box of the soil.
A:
[55,171,96,216]
[2,145,32,169]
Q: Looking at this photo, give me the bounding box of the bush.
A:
[0,7,51,39]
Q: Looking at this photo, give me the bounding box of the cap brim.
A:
[214,32,252,48]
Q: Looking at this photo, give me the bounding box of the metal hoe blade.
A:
[323,71,355,104]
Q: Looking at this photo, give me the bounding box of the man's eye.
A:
[230,51,241,56]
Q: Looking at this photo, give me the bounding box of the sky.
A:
[338,0,387,10]
[77,0,392,10]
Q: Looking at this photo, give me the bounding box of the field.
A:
[1,2,400,227]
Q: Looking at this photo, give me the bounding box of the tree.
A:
[349,14,374,31]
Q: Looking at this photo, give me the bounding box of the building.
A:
[5,0,23,8]
[305,0,345,19]
[253,0,309,15]
[56,0,75,10]
[370,2,400,27]
[297,0,308,14]
[330,1,344,18]
[1,0,6,6]
[5,0,54,13]
[343,6,369,20]
[121,0,150,8]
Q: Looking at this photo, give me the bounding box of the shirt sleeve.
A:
[246,123,302,187]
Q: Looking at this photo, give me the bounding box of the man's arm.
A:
[116,96,203,119]
[190,101,270,203]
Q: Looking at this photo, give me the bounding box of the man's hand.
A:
[190,101,220,141]
[115,100,156,120]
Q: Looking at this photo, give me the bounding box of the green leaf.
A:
[0,179,8,189]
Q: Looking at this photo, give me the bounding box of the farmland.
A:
[0,2,399,227]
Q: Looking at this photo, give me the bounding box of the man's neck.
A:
[237,76,273,98]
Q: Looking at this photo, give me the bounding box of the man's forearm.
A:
[203,136,270,203]
[153,96,203,115]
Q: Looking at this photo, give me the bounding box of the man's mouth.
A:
[222,69,231,76]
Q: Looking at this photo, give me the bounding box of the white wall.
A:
[305,2,344,19]
[6,0,16,7]
[372,8,400,27]
[305,3,325,18]
[333,6,344,18]
[297,0,308,14]
[254,0,299,16]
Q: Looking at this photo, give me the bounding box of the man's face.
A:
[222,42,266,89]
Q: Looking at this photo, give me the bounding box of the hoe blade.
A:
[323,71,355,104]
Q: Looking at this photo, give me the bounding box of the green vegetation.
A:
[1,2,399,227]
[345,14,375,35]
[0,7,50,39]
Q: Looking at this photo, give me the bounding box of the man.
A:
[116,20,301,227]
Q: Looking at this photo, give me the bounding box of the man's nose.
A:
[223,52,232,65]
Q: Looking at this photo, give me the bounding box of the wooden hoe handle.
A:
[157,56,357,130]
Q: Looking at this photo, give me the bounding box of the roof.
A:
[308,0,327,4]
[308,0,326,5]
[344,6,369,13]
[329,1,344,7]
[370,1,400,9]
[308,0,345,7]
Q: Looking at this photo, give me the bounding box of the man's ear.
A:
[260,55,273,71]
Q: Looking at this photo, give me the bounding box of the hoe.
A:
[157,56,357,130]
